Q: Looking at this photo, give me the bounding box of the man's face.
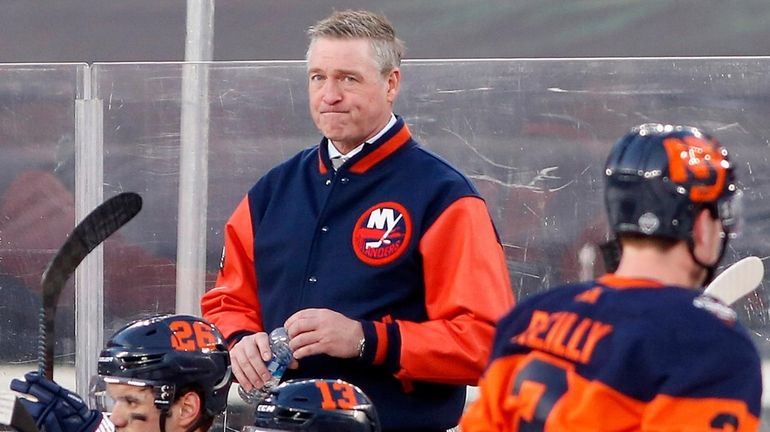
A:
[307,37,400,153]
[106,383,162,432]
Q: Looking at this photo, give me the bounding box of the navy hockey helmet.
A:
[250,379,380,432]
[604,123,741,242]
[93,314,232,418]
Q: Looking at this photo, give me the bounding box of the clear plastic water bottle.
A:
[238,327,294,404]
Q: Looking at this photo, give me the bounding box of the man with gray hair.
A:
[201,10,514,430]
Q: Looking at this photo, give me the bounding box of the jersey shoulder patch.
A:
[693,294,737,324]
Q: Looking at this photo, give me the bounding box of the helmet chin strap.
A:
[159,409,169,432]
[688,234,730,287]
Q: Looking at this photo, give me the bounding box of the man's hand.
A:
[230,332,274,391]
[9,372,113,432]
[284,308,364,360]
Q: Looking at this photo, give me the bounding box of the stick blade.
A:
[704,256,765,305]
[40,192,143,303]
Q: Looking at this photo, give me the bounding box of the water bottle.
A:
[238,327,294,404]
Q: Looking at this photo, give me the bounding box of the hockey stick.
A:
[2,193,142,432]
[703,256,765,306]
[38,192,143,379]
[365,214,402,249]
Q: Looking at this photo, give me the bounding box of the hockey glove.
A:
[10,372,113,432]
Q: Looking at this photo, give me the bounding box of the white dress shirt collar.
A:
[328,114,397,167]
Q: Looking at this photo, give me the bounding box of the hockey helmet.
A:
[248,379,380,432]
[91,314,231,418]
[604,123,741,242]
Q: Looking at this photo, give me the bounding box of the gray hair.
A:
[306,10,405,76]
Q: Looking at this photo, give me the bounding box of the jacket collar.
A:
[318,115,413,175]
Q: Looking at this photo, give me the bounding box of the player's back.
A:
[461,274,762,432]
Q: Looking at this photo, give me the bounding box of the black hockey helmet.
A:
[604,123,741,243]
[249,379,380,432]
[93,314,232,418]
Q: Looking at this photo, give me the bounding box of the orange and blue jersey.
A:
[201,116,514,431]
[461,274,761,432]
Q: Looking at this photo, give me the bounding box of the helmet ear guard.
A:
[714,187,743,239]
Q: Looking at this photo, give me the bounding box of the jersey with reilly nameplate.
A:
[461,274,762,432]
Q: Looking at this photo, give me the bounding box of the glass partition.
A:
[0,63,86,389]
[94,58,770,322]
[2,58,770,429]
[92,62,316,336]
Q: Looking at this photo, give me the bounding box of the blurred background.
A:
[2,1,770,430]
[2,0,770,62]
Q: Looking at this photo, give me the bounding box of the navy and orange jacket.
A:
[201,116,514,431]
[461,274,762,432]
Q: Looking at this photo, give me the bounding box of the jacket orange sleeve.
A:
[394,196,514,385]
[200,197,263,342]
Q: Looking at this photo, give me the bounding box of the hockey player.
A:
[460,123,761,431]
[248,378,380,431]
[10,314,231,432]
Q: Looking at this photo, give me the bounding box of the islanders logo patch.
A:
[352,202,412,266]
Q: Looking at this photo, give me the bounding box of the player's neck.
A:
[614,243,701,288]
